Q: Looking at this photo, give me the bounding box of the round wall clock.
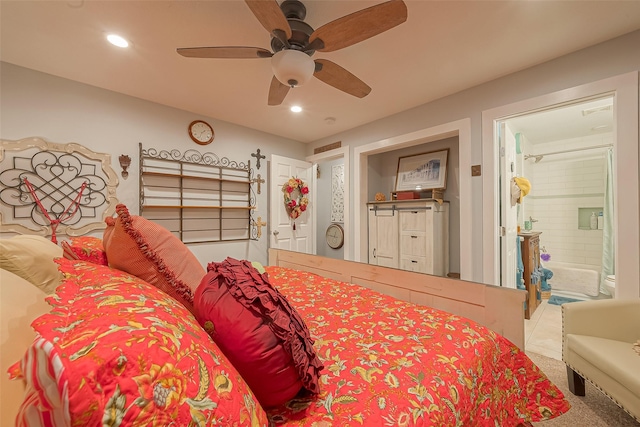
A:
[188,120,214,145]
[325,223,344,249]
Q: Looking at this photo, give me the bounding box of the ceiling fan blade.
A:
[313,59,371,98]
[245,0,292,46]
[268,76,290,106]
[177,47,272,59]
[308,0,407,53]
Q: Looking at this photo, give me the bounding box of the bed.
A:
[262,263,568,425]
[269,249,528,350]
[0,206,570,426]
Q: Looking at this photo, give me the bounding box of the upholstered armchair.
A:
[562,299,640,422]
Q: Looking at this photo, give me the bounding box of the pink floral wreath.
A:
[282,177,309,220]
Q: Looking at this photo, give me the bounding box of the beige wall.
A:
[2,30,639,287]
[0,62,307,266]
[308,30,640,286]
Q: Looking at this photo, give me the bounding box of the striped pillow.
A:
[11,338,67,427]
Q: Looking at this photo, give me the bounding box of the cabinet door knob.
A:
[411,235,417,238]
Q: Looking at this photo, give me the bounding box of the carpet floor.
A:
[527,351,639,426]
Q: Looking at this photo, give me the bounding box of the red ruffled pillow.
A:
[194,258,323,408]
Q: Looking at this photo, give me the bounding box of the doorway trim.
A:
[353,118,472,280]
[306,146,350,260]
[481,72,639,298]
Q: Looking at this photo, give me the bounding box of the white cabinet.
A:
[368,200,449,276]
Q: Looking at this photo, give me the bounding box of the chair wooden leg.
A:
[567,366,586,396]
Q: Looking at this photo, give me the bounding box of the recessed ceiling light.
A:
[107,34,129,48]
[290,105,302,113]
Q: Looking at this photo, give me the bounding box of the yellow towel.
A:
[513,177,531,203]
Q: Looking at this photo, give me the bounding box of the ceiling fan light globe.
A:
[271,50,314,88]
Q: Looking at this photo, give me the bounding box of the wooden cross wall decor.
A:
[251,149,265,169]
[252,174,265,194]
[254,216,267,238]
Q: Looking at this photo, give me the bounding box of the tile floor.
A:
[525,299,563,361]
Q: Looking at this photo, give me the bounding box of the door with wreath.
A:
[269,154,314,254]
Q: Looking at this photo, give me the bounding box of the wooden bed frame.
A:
[269,249,527,349]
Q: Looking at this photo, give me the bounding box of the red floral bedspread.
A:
[265,266,570,427]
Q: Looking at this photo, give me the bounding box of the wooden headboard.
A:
[269,249,526,349]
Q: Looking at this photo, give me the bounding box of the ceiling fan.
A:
[177,0,408,106]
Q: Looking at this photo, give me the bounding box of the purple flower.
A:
[541,253,551,262]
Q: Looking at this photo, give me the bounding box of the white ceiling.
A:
[2,1,639,143]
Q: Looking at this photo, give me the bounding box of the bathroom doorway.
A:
[481,72,639,300]
[482,73,640,359]
[501,95,615,294]
[500,96,615,360]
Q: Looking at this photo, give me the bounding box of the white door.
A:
[269,154,314,253]
[500,123,518,288]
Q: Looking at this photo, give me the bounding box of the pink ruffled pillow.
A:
[194,258,323,408]
[102,204,205,313]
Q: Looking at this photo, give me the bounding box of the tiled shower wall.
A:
[522,134,612,270]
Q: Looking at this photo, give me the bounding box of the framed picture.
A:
[395,149,449,192]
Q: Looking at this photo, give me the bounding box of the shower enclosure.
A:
[518,136,613,299]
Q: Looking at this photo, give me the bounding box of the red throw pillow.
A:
[102,204,205,313]
[194,258,323,408]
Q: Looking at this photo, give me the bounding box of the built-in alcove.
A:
[366,137,460,275]
[578,207,603,230]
